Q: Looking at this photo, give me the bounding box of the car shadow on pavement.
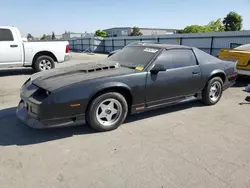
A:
[0,101,203,146]
[125,101,203,123]
[232,77,250,88]
[0,107,96,146]
[0,68,35,77]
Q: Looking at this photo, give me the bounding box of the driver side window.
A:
[154,49,197,69]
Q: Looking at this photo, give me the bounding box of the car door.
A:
[0,28,22,64]
[145,49,203,107]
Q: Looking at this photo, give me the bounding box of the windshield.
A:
[109,46,160,69]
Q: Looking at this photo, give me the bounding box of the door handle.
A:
[10,45,18,48]
[192,71,200,75]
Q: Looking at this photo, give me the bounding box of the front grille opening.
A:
[96,68,102,71]
[32,88,49,102]
[110,66,115,69]
[103,67,109,70]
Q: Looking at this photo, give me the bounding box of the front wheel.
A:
[86,92,128,132]
[201,77,223,105]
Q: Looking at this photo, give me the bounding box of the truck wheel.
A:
[201,77,223,105]
[86,92,128,132]
[33,55,55,72]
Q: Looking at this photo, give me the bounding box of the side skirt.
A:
[130,92,202,115]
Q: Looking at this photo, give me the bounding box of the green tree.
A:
[223,11,243,31]
[52,32,55,40]
[94,30,107,37]
[183,25,206,33]
[207,18,224,32]
[27,33,33,40]
[176,29,184,34]
[40,34,46,40]
[183,18,224,33]
[130,27,143,36]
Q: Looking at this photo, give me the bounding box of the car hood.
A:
[31,60,136,92]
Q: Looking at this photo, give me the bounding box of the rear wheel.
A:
[33,55,55,72]
[201,77,223,105]
[86,92,128,132]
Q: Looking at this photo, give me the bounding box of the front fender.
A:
[90,82,131,99]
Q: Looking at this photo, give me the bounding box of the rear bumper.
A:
[223,80,236,90]
[58,54,71,63]
[16,100,86,129]
[223,73,238,90]
[64,54,71,62]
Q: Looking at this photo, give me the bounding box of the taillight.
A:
[66,44,70,53]
[229,72,238,82]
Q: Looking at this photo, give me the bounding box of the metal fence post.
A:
[103,39,105,53]
[180,37,183,45]
[124,39,126,47]
[81,39,83,51]
[210,36,214,55]
[89,38,91,52]
[112,38,114,51]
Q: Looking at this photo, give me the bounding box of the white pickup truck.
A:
[0,26,71,72]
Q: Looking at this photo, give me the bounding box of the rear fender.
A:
[209,69,226,82]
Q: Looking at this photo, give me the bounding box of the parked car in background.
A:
[0,26,71,72]
[17,43,237,132]
[218,44,250,76]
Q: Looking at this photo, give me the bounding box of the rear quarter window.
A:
[193,47,219,64]
[0,29,14,41]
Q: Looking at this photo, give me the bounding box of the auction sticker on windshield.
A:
[143,48,159,53]
[135,66,144,71]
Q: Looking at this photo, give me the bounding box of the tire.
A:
[86,92,128,132]
[33,55,55,72]
[201,77,223,105]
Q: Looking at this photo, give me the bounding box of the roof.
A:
[0,26,16,29]
[129,42,191,50]
[103,27,178,31]
[235,44,250,51]
[137,28,178,31]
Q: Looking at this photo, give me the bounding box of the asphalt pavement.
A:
[0,53,250,188]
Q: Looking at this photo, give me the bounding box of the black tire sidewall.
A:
[202,77,223,105]
[87,92,128,132]
[34,55,55,72]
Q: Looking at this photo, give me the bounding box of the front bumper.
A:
[16,100,86,129]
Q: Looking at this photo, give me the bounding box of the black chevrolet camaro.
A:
[17,43,238,131]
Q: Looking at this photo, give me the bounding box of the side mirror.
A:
[150,64,166,74]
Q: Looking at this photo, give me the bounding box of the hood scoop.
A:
[81,62,120,73]
[33,62,121,81]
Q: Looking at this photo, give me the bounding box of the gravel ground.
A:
[0,53,250,188]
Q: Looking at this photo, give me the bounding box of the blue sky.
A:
[1,0,250,36]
